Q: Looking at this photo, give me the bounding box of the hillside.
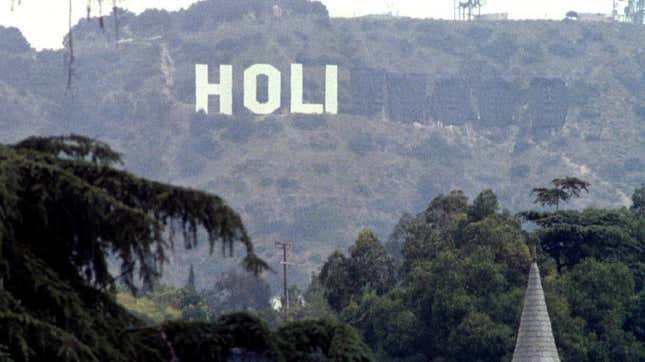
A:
[0,0,643,288]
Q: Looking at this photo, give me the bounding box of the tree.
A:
[0,135,372,361]
[340,292,423,359]
[551,259,645,360]
[203,269,272,313]
[289,276,336,321]
[316,187,645,361]
[177,288,211,321]
[0,135,267,360]
[186,264,196,291]
[468,189,499,222]
[552,177,591,198]
[565,11,579,20]
[632,185,645,217]
[623,0,645,24]
[276,318,373,361]
[348,229,396,295]
[626,290,645,341]
[531,177,590,210]
[424,190,469,228]
[447,312,514,361]
[318,229,396,311]
[531,187,570,210]
[520,208,642,272]
[318,250,354,311]
[384,212,415,264]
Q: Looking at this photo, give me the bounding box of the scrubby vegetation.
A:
[1,0,643,287]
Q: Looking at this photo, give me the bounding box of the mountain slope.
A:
[1,1,643,287]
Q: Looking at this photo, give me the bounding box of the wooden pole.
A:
[275,240,292,320]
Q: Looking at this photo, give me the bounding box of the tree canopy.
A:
[312,187,645,361]
[0,135,371,361]
[530,177,590,210]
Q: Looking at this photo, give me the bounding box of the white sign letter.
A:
[290,64,324,114]
[325,65,338,114]
[195,64,233,115]
[244,64,281,114]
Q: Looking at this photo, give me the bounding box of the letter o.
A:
[244,64,281,114]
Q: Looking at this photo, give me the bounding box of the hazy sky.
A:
[0,0,614,50]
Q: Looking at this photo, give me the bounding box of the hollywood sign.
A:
[195,64,338,115]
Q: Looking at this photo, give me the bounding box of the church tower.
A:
[512,261,560,362]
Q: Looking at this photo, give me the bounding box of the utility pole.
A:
[275,240,292,320]
[454,0,459,20]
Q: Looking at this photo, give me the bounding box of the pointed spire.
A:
[512,261,560,362]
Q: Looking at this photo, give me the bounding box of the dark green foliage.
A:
[318,251,354,311]
[552,177,591,198]
[13,135,122,166]
[523,187,645,360]
[313,187,645,361]
[0,135,263,361]
[530,177,590,210]
[204,269,272,313]
[315,190,529,361]
[6,135,267,290]
[348,230,397,295]
[276,319,373,361]
[341,291,423,360]
[531,187,570,209]
[627,290,645,340]
[318,229,396,311]
[468,189,499,222]
[633,185,645,216]
[177,290,211,322]
[129,313,280,361]
[447,312,514,361]
[424,189,469,229]
[549,259,645,360]
[384,212,415,264]
[0,135,372,361]
[520,208,643,272]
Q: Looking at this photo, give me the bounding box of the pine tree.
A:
[0,135,373,361]
[0,135,268,361]
[186,265,196,291]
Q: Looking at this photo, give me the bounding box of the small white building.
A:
[475,13,509,21]
[576,13,615,22]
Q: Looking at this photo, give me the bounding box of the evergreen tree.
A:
[203,269,272,313]
[0,135,372,361]
[186,264,196,291]
[531,177,590,210]
[468,189,499,222]
[349,229,397,295]
[633,185,645,217]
